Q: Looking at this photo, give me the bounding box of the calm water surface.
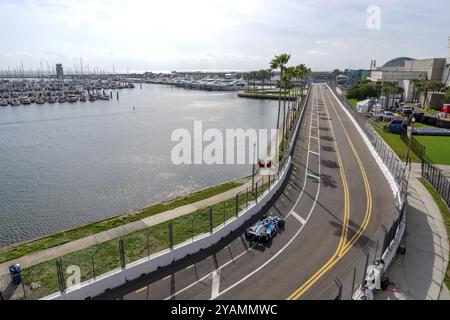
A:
[0,84,278,246]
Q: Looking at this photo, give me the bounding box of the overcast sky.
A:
[0,0,449,73]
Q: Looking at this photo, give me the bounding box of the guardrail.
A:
[32,86,312,300]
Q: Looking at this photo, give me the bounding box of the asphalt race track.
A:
[96,84,396,300]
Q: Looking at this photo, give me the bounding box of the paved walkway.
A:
[0,176,259,276]
[435,164,450,179]
[376,163,449,300]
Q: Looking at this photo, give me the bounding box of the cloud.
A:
[0,0,449,71]
[307,50,327,56]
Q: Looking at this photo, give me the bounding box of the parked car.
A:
[401,106,413,116]
[385,119,406,134]
[374,111,397,122]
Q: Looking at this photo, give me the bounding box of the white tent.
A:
[356,99,371,113]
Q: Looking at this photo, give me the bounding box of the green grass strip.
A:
[16,182,271,300]
[369,121,421,162]
[0,181,244,264]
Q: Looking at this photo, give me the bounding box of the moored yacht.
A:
[67,94,79,103]
[36,97,45,104]
[10,98,21,106]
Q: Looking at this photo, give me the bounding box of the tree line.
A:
[346,78,450,110]
[267,53,311,158]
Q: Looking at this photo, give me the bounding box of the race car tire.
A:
[278,220,285,229]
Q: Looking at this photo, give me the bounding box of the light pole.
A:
[252,139,256,192]
[405,116,416,186]
[405,116,416,162]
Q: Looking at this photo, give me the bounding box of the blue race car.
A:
[245,215,285,242]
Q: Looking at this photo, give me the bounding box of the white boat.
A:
[67,94,79,103]
[11,98,21,106]
[36,98,45,104]
[0,100,8,107]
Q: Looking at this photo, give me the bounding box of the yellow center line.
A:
[323,90,373,257]
[287,86,350,300]
[288,85,373,300]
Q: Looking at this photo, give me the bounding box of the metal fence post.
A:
[223,202,226,226]
[209,208,213,234]
[334,277,342,300]
[373,239,379,264]
[91,254,96,280]
[255,181,258,203]
[119,239,126,270]
[56,259,66,294]
[381,225,388,254]
[235,193,239,218]
[246,187,249,209]
[361,249,369,285]
[191,215,195,242]
[21,274,27,300]
[168,222,174,249]
[446,181,450,207]
[437,171,442,195]
[351,268,356,299]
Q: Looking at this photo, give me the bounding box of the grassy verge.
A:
[369,121,421,162]
[419,178,450,290]
[0,181,244,264]
[343,96,358,107]
[415,136,450,165]
[16,182,271,300]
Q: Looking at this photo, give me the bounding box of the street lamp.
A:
[252,139,256,192]
[405,116,416,185]
[406,116,416,161]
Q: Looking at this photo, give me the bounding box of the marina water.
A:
[0,84,278,247]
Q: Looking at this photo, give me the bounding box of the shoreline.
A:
[0,175,249,254]
[237,91,297,100]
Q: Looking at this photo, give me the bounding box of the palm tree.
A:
[422,81,432,110]
[382,83,395,110]
[410,78,427,104]
[270,53,291,149]
[282,67,296,143]
[414,80,424,105]
[296,64,310,98]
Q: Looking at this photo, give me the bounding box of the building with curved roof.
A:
[382,57,414,68]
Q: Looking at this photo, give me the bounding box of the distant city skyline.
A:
[0,0,449,73]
